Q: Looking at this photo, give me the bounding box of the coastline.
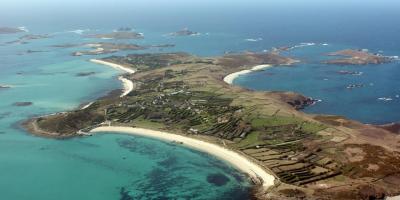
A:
[27,53,400,199]
[91,126,276,189]
[90,59,135,97]
[223,64,272,84]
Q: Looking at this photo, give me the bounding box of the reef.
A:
[13,102,33,107]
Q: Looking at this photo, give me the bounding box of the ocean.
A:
[1,0,400,199]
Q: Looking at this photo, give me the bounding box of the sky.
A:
[1,0,400,34]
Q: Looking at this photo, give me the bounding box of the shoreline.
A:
[90,59,135,97]
[91,126,276,189]
[223,64,272,84]
[90,59,136,74]
[118,76,134,97]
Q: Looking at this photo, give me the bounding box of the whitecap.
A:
[378,97,393,101]
[17,26,29,32]
[290,42,316,49]
[68,29,90,35]
[245,38,263,42]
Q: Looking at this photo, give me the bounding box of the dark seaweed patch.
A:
[12,102,33,107]
[207,173,230,186]
[0,112,12,120]
[116,138,162,159]
[157,156,177,168]
[119,187,133,200]
[76,72,96,77]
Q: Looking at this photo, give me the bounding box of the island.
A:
[51,42,174,56]
[72,43,147,56]
[24,51,400,199]
[325,49,391,65]
[0,27,26,34]
[6,34,51,45]
[85,31,144,40]
[168,28,199,36]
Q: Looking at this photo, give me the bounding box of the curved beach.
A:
[118,76,134,97]
[91,126,276,189]
[90,59,136,74]
[90,59,135,97]
[223,64,272,84]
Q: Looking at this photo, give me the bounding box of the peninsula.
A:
[25,52,400,199]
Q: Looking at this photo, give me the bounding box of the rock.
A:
[13,102,33,107]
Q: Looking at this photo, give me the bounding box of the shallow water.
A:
[0,33,252,199]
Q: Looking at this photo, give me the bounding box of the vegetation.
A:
[30,52,400,199]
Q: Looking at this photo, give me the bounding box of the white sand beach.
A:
[223,64,272,84]
[91,126,276,189]
[90,59,135,97]
[90,59,136,74]
[81,102,94,110]
[118,76,134,97]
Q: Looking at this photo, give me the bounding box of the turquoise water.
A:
[0,33,251,199]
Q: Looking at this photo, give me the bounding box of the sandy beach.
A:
[80,102,94,110]
[118,76,134,97]
[90,59,135,97]
[91,126,276,189]
[90,59,136,74]
[223,64,272,84]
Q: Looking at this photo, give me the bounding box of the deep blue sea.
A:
[0,0,400,199]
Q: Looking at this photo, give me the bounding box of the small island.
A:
[24,50,400,199]
[0,27,26,34]
[72,43,146,56]
[168,28,199,36]
[85,31,144,40]
[325,49,391,65]
[6,34,51,45]
[71,42,175,56]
